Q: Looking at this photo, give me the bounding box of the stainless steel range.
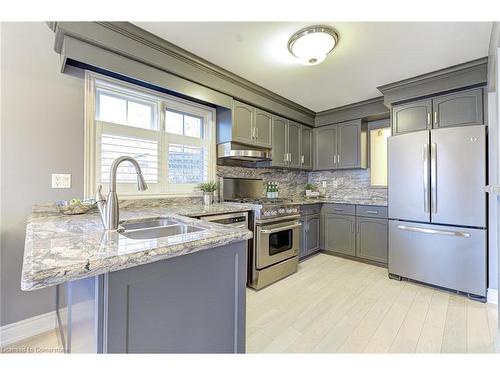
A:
[220,177,301,290]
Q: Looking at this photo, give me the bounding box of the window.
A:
[85,72,216,197]
[369,121,391,187]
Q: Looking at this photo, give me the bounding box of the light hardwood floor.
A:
[247,253,499,353]
[4,253,499,354]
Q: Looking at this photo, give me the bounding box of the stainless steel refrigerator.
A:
[388,125,487,299]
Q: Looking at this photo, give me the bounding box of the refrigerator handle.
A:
[423,144,430,213]
[396,224,470,238]
[430,143,437,214]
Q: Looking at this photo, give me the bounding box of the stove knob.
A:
[263,211,270,216]
[272,210,278,215]
[278,208,285,214]
[286,208,292,213]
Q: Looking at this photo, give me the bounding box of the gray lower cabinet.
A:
[392,99,432,135]
[432,87,483,129]
[62,241,247,353]
[299,213,320,259]
[322,212,356,256]
[356,217,388,263]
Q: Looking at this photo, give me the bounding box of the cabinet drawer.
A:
[356,205,388,218]
[300,204,321,216]
[322,203,355,216]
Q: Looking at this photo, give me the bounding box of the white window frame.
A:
[84,71,216,198]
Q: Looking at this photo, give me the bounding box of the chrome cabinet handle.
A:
[333,208,344,212]
[338,154,341,165]
[423,144,430,213]
[301,155,305,164]
[397,225,470,238]
[333,155,337,164]
[427,112,431,126]
[356,222,360,233]
[366,210,379,214]
[434,111,438,126]
[430,143,437,214]
[255,127,259,139]
[260,222,301,234]
[351,223,354,233]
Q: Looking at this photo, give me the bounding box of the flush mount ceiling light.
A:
[287,25,339,66]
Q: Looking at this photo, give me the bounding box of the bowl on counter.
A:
[56,199,96,215]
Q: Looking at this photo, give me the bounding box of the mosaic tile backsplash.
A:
[216,166,387,201]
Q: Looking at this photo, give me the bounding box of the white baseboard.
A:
[488,288,498,305]
[0,310,58,347]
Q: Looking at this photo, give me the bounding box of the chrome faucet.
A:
[95,156,148,230]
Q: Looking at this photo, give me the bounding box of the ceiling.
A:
[133,22,493,112]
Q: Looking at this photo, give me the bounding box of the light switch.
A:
[52,174,71,189]
[322,181,327,188]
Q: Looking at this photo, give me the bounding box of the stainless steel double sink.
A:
[117,218,206,240]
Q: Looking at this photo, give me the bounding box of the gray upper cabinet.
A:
[314,125,337,170]
[391,87,485,136]
[231,100,272,148]
[432,88,483,129]
[314,119,367,170]
[254,109,273,148]
[300,126,313,170]
[322,213,356,256]
[337,120,365,169]
[271,116,288,167]
[356,217,388,264]
[232,101,254,144]
[288,121,301,168]
[392,99,432,135]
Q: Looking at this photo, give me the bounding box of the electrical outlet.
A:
[52,174,71,189]
[332,180,338,188]
[322,181,327,188]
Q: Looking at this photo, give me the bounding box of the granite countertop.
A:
[22,204,253,291]
[292,197,388,207]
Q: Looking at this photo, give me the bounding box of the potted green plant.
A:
[198,181,219,206]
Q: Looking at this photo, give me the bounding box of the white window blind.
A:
[86,72,216,197]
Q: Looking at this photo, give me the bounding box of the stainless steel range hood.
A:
[217,142,271,162]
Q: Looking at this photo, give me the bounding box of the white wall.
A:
[0,22,84,326]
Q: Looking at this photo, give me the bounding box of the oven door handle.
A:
[260,222,301,234]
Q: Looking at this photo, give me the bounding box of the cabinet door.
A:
[392,99,432,135]
[300,126,313,170]
[254,109,273,148]
[288,121,301,168]
[232,101,254,145]
[306,214,320,254]
[322,213,356,256]
[356,217,388,263]
[337,120,361,169]
[432,88,483,129]
[299,217,307,259]
[271,116,288,167]
[314,125,337,170]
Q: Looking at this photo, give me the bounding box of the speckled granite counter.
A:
[22,204,253,291]
[293,197,388,207]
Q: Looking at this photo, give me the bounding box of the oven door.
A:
[256,220,301,269]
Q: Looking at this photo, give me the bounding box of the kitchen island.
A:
[22,204,253,353]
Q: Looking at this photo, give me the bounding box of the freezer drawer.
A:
[388,220,486,297]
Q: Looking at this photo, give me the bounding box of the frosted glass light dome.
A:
[287,26,338,65]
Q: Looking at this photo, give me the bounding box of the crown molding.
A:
[50,21,315,125]
[377,57,488,106]
[315,96,388,126]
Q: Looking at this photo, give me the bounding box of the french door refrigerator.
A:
[388,125,487,300]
